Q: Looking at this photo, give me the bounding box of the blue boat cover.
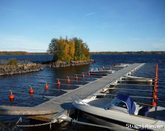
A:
[116,94,136,114]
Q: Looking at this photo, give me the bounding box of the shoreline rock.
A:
[49,59,94,68]
[0,60,94,76]
[0,63,43,76]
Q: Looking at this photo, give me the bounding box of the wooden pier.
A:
[0,63,144,122]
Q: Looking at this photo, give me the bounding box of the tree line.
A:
[0,51,28,55]
[48,37,90,62]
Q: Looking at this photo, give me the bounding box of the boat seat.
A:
[138,106,149,116]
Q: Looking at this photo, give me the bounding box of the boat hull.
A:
[82,111,135,131]
[73,101,165,131]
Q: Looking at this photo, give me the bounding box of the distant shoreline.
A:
[0,51,48,55]
[90,51,165,55]
[0,51,165,56]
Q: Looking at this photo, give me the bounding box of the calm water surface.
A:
[0,54,165,131]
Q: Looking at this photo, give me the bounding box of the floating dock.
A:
[0,63,145,122]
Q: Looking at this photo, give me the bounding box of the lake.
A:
[0,54,165,131]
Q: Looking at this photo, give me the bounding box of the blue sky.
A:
[0,0,165,52]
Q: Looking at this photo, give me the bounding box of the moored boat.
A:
[72,94,165,131]
[121,75,153,83]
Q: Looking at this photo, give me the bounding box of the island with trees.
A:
[48,37,93,68]
[0,37,92,76]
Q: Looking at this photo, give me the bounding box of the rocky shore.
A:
[49,59,94,68]
[0,63,43,76]
[0,59,94,76]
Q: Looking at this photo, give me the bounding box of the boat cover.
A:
[116,94,136,114]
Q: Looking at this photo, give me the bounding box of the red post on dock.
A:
[154,64,158,93]
[152,64,159,107]
[153,91,158,100]
[156,64,158,79]
[152,100,157,107]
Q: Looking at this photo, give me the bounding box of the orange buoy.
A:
[57,79,61,87]
[45,83,49,91]
[29,87,34,95]
[9,90,15,102]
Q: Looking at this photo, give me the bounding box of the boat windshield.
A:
[111,98,127,109]
[111,94,136,114]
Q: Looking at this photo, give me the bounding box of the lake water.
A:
[0,54,165,131]
[0,54,53,63]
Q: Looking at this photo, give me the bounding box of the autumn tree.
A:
[48,37,90,62]
[69,39,75,59]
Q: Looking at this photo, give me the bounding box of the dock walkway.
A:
[0,63,144,121]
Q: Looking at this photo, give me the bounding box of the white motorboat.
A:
[72,94,165,131]
[121,75,153,83]
[90,69,115,75]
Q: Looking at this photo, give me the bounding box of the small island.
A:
[0,37,93,76]
[48,37,93,68]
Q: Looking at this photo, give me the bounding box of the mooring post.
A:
[152,64,158,111]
